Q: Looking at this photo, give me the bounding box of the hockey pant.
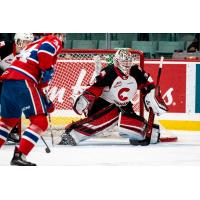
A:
[64,104,159,145]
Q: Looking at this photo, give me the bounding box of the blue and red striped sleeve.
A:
[37,41,57,71]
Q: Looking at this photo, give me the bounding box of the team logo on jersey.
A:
[114,81,122,88]
[118,88,130,101]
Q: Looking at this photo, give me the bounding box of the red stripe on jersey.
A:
[114,66,127,79]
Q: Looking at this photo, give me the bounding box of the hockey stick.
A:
[41,136,51,153]
[145,56,164,142]
[48,113,54,146]
[43,88,54,146]
[145,57,177,143]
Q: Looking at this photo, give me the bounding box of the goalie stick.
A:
[144,56,177,143]
[144,56,164,141]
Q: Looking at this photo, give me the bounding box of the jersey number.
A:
[16,44,38,63]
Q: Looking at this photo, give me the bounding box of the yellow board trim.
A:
[159,120,200,131]
[19,117,200,131]
[22,116,82,127]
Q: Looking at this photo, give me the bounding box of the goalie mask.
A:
[113,49,134,76]
[14,33,34,49]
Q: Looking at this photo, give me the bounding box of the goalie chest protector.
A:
[101,75,137,106]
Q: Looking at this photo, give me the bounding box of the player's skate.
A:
[10,146,36,166]
[6,132,20,144]
[129,124,160,146]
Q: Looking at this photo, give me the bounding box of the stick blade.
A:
[159,137,178,142]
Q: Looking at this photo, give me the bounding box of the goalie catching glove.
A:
[144,89,168,116]
[73,91,96,116]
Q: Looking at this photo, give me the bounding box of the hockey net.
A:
[20,48,177,142]
[45,49,144,132]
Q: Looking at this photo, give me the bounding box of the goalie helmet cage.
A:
[48,48,144,129]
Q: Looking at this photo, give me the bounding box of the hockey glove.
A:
[73,91,96,116]
[45,99,55,113]
[41,67,54,84]
[42,94,55,113]
[144,89,168,116]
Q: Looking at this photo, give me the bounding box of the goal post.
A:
[46,48,145,129]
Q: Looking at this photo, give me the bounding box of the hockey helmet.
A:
[113,49,133,76]
[14,33,34,48]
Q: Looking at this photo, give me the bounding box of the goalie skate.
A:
[10,147,36,166]
[129,137,151,146]
[129,124,160,146]
[59,130,77,146]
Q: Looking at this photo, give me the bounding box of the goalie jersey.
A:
[0,35,62,84]
[86,64,155,107]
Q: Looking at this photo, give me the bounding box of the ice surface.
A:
[1,130,200,166]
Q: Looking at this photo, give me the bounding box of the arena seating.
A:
[155,41,185,58]
[131,41,157,58]
[63,33,197,58]
[98,40,124,49]
[72,40,98,49]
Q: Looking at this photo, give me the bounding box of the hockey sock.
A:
[0,125,10,147]
[18,128,40,155]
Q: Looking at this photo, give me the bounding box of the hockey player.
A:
[0,33,34,144]
[59,49,168,146]
[0,33,64,165]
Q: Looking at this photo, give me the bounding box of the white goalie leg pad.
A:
[118,127,145,140]
[150,124,160,144]
[65,104,120,144]
[70,121,118,144]
[118,112,146,140]
[69,129,88,144]
[93,123,118,137]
